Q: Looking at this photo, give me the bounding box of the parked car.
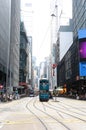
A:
[29,89,34,97]
[29,93,34,97]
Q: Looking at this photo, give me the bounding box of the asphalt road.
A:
[0,97,86,130]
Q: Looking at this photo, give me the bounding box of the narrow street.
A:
[0,97,86,130]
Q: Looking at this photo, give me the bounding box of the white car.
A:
[29,93,34,97]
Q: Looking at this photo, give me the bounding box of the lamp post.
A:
[51,13,56,89]
[50,3,58,89]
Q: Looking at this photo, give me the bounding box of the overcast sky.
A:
[21,0,72,65]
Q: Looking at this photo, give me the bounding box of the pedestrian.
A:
[53,86,57,101]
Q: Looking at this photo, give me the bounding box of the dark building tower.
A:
[72,0,86,97]
[19,22,28,88]
[73,0,86,40]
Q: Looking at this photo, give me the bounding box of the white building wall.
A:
[40,62,45,78]
[60,32,73,61]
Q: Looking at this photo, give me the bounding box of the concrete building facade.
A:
[57,19,73,62]
[57,0,86,99]
[10,0,20,89]
[0,0,20,93]
[73,0,86,40]
[0,0,11,91]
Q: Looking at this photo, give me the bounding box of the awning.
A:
[13,86,24,90]
[19,82,28,86]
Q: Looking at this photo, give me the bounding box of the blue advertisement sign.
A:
[79,62,86,76]
[78,29,86,39]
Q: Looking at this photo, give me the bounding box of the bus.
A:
[39,78,49,101]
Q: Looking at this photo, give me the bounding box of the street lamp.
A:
[50,3,59,89]
[51,14,56,17]
[50,13,57,89]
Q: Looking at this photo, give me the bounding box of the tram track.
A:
[26,98,48,130]
[43,101,86,123]
[33,98,71,130]
[26,97,86,130]
[52,98,86,115]
[47,99,86,117]
[26,97,72,130]
[58,100,86,113]
[0,97,86,130]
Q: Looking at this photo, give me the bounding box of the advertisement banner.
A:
[79,62,86,76]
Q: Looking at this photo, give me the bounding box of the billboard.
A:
[79,62,86,76]
[79,39,86,60]
[78,29,86,61]
[78,29,86,39]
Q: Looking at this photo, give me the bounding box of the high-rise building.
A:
[0,0,11,91]
[57,0,86,98]
[72,0,86,83]
[72,0,86,95]
[50,0,72,88]
[73,0,86,40]
[28,36,32,86]
[19,22,28,86]
[57,19,73,62]
[10,0,20,89]
[20,0,33,93]
[0,0,20,93]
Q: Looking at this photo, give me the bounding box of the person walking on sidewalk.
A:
[53,86,57,101]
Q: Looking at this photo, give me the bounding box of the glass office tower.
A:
[0,0,11,91]
[0,0,20,93]
[73,0,86,40]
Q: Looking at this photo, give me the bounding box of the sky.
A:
[32,0,51,64]
[21,0,72,65]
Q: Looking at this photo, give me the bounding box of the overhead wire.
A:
[38,0,57,51]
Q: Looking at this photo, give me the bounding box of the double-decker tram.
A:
[39,78,49,101]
